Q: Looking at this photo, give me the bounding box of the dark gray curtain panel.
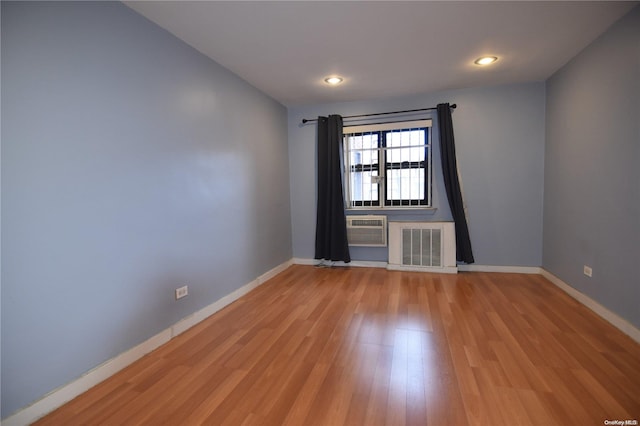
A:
[437,103,475,264]
[315,115,351,263]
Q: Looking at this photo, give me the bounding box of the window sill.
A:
[346,207,438,216]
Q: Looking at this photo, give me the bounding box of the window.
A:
[344,120,432,209]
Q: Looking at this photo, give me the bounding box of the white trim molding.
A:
[292,258,387,269]
[458,264,542,274]
[331,260,388,268]
[2,259,293,426]
[387,264,458,274]
[292,257,317,266]
[294,258,539,275]
[541,269,640,344]
[294,258,541,275]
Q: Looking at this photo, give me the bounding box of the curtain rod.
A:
[301,104,456,124]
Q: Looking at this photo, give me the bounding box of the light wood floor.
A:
[35,265,640,425]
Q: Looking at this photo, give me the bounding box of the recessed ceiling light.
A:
[474,56,498,66]
[324,76,344,85]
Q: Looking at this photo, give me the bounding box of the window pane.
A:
[386,130,424,163]
[347,133,380,206]
[350,148,378,166]
[345,125,430,208]
[387,146,424,163]
[348,133,378,151]
[386,129,424,147]
[350,171,378,202]
[386,168,425,200]
[349,135,378,168]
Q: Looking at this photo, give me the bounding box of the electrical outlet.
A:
[583,265,593,278]
[175,285,188,300]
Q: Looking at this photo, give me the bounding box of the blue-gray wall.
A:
[543,6,640,328]
[4,0,636,419]
[1,1,291,417]
[289,83,546,266]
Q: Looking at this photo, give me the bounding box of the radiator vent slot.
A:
[388,222,457,273]
[402,228,442,267]
[346,215,387,247]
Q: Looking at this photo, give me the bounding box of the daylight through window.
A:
[344,120,432,209]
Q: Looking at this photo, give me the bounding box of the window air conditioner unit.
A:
[346,215,387,247]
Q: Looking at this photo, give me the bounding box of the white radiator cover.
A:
[388,221,457,273]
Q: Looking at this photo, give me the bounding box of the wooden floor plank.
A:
[33,266,640,426]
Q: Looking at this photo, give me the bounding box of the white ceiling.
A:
[124,1,637,106]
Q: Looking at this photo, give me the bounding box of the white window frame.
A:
[343,119,432,210]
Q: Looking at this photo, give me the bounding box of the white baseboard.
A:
[458,264,542,274]
[258,259,292,284]
[292,258,542,275]
[386,264,458,274]
[172,259,292,337]
[332,260,388,268]
[540,269,640,344]
[292,258,387,269]
[2,259,292,426]
[292,257,316,265]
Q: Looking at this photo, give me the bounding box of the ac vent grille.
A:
[346,215,387,247]
[351,219,384,227]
